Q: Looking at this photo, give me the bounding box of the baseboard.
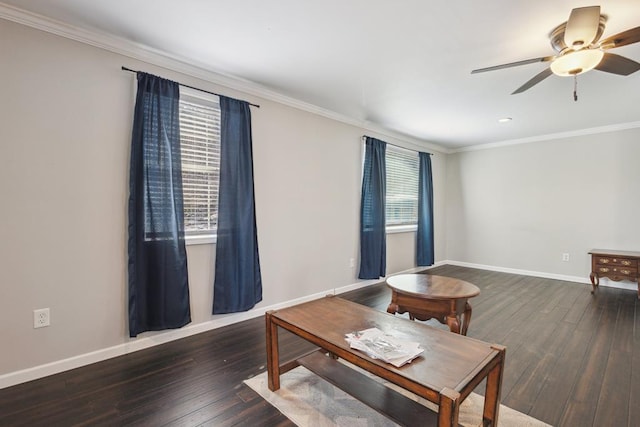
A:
[332,261,447,295]
[0,287,336,390]
[2,258,632,389]
[445,260,638,292]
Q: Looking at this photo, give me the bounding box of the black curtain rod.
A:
[121,66,260,108]
[362,135,432,155]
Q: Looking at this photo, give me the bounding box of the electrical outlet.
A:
[33,308,50,328]
[562,253,570,262]
[349,258,355,268]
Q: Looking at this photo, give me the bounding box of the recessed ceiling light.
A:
[498,117,512,123]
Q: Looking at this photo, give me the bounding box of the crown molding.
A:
[452,120,640,153]
[0,2,445,154]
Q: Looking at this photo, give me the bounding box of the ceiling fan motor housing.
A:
[549,15,607,53]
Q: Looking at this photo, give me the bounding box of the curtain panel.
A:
[358,137,387,279]
[213,97,263,314]
[417,152,434,266]
[127,72,191,338]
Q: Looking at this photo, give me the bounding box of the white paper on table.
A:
[345,327,424,367]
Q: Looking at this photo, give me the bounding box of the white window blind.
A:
[179,93,221,236]
[386,146,419,226]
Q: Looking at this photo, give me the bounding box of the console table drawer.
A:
[594,256,636,267]
[595,265,637,276]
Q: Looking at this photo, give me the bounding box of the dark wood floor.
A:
[1,265,639,426]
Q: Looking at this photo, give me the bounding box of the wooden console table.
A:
[589,249,640,299]
[266,295,506,427]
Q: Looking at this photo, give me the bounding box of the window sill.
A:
[185,234,217,245]
[386,224,417,234]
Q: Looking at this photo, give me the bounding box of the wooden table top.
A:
[386,274,480,300]
[269,295,500,395]
[589,249,640,258]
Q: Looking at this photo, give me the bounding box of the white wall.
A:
[445,128,640,279]
[0,18,446,381]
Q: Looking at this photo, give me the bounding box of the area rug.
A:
[244,365,551,427]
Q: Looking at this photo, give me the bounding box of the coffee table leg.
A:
[461,301,472,336]
[265,311,281,391]
[438,387,460,427]
[483,345,506,426]
[446,300,461,334]
[386,290,399,315]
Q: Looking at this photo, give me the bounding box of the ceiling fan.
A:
[471,6,640,100]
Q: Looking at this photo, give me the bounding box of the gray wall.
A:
[0,19,446,379]
[445,128,640,278]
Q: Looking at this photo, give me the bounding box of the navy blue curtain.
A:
[358,137,386,279]
[213,97,262,314]
[417,152,434,266]
[127,72,191,338]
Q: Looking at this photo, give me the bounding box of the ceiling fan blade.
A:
[564,6,601,49]
[595,52,640,75]
[471,56,554,74]
[600,26,640,49]
[512,68,553,94]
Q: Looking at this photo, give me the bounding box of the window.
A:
[179,89,221,237]
[385,146,419,227]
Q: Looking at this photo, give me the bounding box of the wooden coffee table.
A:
[386,274,480,335]
[266,295,505,427]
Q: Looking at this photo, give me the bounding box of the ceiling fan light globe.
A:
[550,49,604,76]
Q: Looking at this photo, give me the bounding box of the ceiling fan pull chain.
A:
[573,75,578,102]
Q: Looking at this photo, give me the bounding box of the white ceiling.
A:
[3,0,640,150]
